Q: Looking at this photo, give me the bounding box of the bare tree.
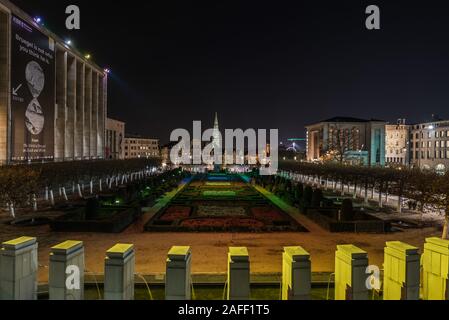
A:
[321,125,361,164]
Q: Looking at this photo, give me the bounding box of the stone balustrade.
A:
[1,236,448,300]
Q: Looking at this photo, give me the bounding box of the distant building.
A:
[160,141,178,166]
[124,135,159,159]
[410,119,449,173]
[385,119,410,166]
[306,117,386,166]
[105,118,125,159]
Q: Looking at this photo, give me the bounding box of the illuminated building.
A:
[124,134,159,159]
[306,117,386,166]
[410,119,449,173]
[105,117,125,159]
[385,119,410,167]
[0,0,107,163]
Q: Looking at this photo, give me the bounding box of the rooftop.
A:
[306,116,386,127]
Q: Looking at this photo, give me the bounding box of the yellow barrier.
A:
[422,237,449,300]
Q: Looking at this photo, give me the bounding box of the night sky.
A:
[9,0,449,144]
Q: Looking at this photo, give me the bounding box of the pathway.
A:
[253,185,327,234]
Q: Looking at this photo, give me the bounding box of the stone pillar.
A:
[422,237,449,300]
[65,54,76,160]
[282,246,311,300]
[97,74,106,158]
[90,72,98,158]
[55,47,67,161]
[335,244,368,300]
[383,241,420,300]
[49,240,84,300]
[227,247,250,300]
[104,244,135,300]
[75,61,85,159]
[165,246,192,300]
[0,237,38,300]
[83,67,92,158]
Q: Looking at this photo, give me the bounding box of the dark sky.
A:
[9,0,449,144]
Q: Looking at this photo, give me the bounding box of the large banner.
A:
[11,15,55,161]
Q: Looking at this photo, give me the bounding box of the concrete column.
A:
[165,246,192,300]
[55,48,67,161]
[49,240,84,300]
[90,72,98,158]
[0,8,9,164]
[97,75,106,158]
[282,246,311,300]
[422,237,449,300]
[0,237,38,300]
[83,67,92,158]
[104,244,135,300]
[335,244,369,300]
[227,247,250,300]
[383,241,420,300]
[75,61,85,159]
[65,55,76,160]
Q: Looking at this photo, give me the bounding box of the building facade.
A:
[306,117,386,166]
[124,135,159,159]
[0,0,107,164]
[410,120,449,173]
[105,118,125,159]
[385,119,410,166]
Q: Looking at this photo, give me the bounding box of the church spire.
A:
[212,112,221,150]
[214,112,219,130]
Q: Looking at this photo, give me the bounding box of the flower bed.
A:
[251,207,286,222]
[180,217,264,229]
[205,182,231,186]
[197,205,246,217]
[160,206,191,221]
[202,190,237,197]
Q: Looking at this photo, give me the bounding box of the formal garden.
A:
[0,159,192,232]
[275,161,449,237]
[253,173,389,233]
[145,173,307,232]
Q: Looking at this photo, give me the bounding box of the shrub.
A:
[294,183,304,203]
[341,199,354,221]
[85,197,100,220]
[311,189,323,207]
[302,186,313,207]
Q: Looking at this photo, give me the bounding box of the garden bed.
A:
[304,207,391,233]
[145,173,307,232]
[50,205,142,233]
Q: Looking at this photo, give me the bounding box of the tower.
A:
[212,112,221,150]
[212,112,221,170]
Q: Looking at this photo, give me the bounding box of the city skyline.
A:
[8,0,449,143]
